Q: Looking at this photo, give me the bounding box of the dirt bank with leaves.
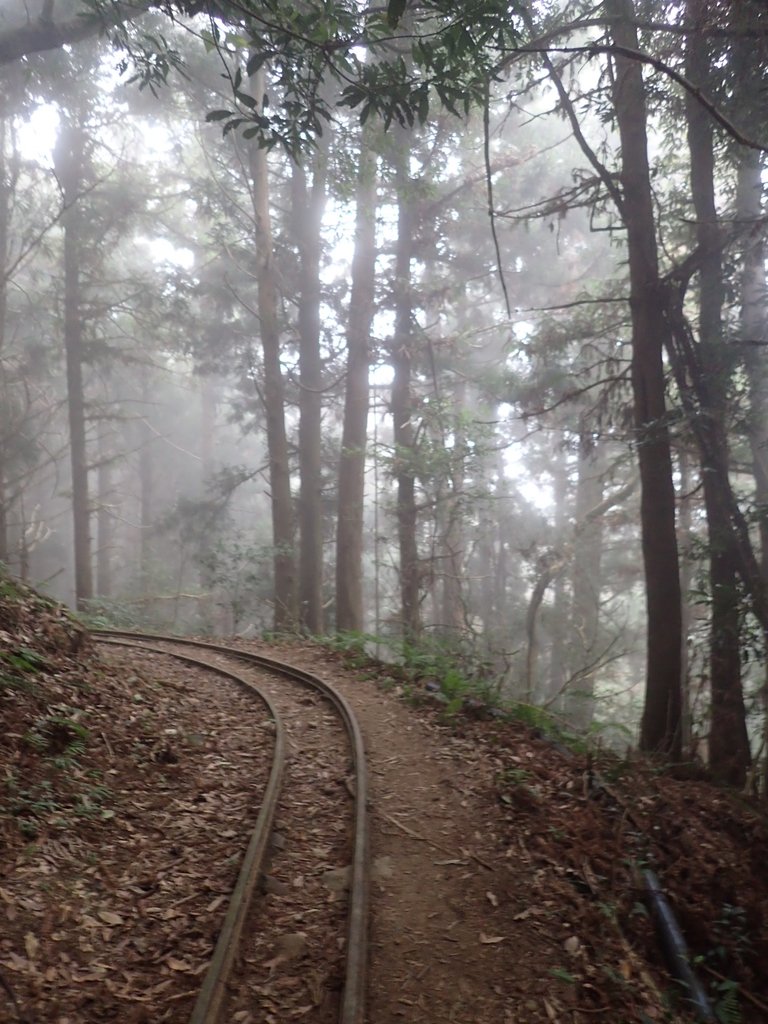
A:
[2,579,768,1023]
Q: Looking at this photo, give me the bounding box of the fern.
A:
[714,980,741,1024]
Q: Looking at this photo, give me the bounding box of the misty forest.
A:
[3,0,768,790]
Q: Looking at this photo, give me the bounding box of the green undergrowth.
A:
[77,596,176,633]
[0,569,114,838]
[6,720,113,839]
[318,630,583,751]
[0,644,48,695]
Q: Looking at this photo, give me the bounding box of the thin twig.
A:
[379,809,494,870]
[483,76,511,318]
[515,43,768,153]
[701,965,768,1014]
[0,968,29,1023]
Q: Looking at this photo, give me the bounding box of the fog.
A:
[2,1,766,770]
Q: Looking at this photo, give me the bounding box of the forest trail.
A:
[2,583,767,1024]
[269,641,582,1024]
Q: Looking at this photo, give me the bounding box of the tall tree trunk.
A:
[0,465,6,565]
[0,112,9,569]
[524,552,567,703]
[677,447,694,755]
[686,9,750,785]
[565,433,605,730]
[548,442,569,703]
[390,131,420,640]
[475,519,496,650]
[249,67,296,630]
[494,486,510,639]
[608,0,682,757]
[0,109,9,565]
[56,120,93,609]
[199,374,216,632]
[439,380,467,633]
[293,139,328,633]
[336,138,377,633]
[738,147,768,793]
[96,433,112,598]
[17,497,30,581]
[138,366,154,592]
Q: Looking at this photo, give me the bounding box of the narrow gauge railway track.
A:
[94,631,369,1024]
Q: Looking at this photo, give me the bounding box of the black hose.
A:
[643,869,717,1023]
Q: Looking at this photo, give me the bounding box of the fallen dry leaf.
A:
[97,910,124,926]
[479,933,505,944]
[24,932,39,960]
[1,953,29,973]
[166,957,192,972]
[486,891,499,907]
[263,932,308,972]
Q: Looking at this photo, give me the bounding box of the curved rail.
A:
[94,630,369,1024]
[96,637,287,1024]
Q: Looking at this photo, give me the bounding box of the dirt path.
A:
[5,611,767,1024]
[355,689,564,1023]
[259,642,585,1024]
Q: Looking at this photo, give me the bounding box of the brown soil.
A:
[2,581,767,1024]
[255,638,768,1024]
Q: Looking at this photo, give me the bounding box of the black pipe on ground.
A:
[643,869,717,1023]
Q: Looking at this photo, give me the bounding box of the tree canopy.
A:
[3,0,768,782]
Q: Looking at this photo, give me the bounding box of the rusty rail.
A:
[94,630,369,1024]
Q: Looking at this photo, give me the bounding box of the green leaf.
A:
[550,967,577,984]
[416,86,429,124]
[246,51,269,77]
[206,109,232,122]
[236,90,257,109]
[200,29,217,54]
[387,0,407,28]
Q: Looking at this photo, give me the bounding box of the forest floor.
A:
[2,577,768,1024]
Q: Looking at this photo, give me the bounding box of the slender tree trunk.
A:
[199,374,216,632]
[138,365,154,593]
[678,447,694,755]
[293,140,328,633]
[608,0,682,757]
[738,147,768,794]
[56,120,93,609]
[17,497,29,581]
[96,433,112,598]
[336,139,377,633]
[476,521,496,648]
[390,131,420,640]
[0,111,9,565]
[740,157,768,575]
[686,10,750,785]
[249,67,296,630]
[548,442,569,703]
[439,380,467,633]
[525,553,567,703]
[565,434,605,730]
[494,490,510,636]
[0,468,6,565]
